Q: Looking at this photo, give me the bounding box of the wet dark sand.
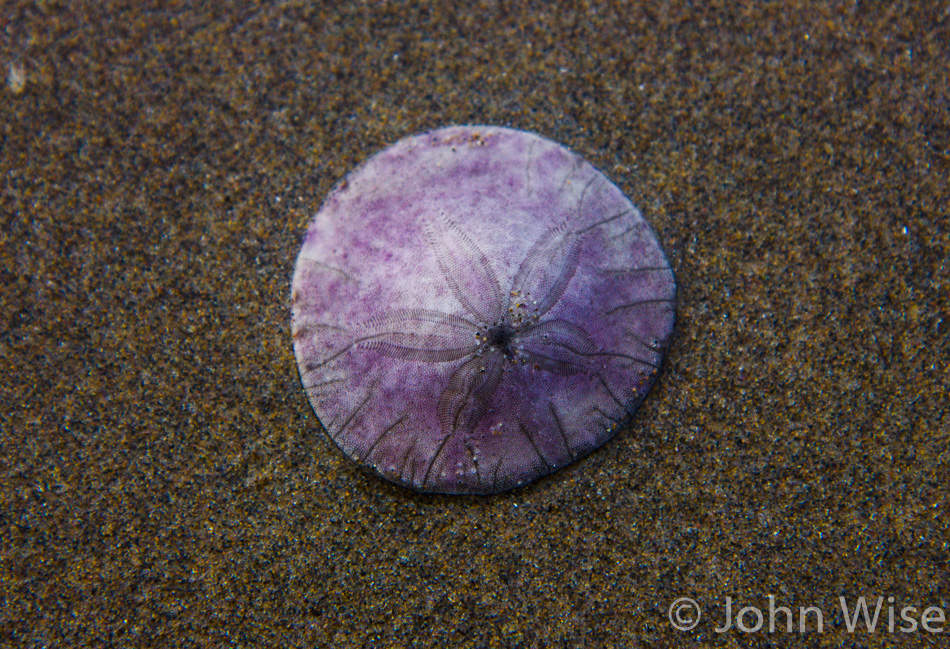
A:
[2,2,947,647]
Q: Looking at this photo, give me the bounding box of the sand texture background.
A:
[1,1,947,647]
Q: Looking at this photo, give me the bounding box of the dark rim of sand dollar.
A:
[291,125,676,495]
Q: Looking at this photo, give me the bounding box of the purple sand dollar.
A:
[291,125,676,495]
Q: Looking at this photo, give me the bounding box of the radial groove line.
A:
[594,372,624,408]
[303,259,354,281]
[572,348,659,369]
[302,377,343,398]
[422,433,454,488]
[396,442,415,484]
[293,321,348,340]
[360,414,408,462]
[576,175,599,206]
[519,421,553,470]
[627,332,663,352]
[602,265,673,274]
[593,405,624,424]
[548,402,574,460]
[332,390,373,438]
[306,342,355,372]
[610,225,637,239]
[577,208,629,234]
[490,450,509,492]
[605,297,675,316]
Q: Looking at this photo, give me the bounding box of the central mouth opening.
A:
[486,323,516,359]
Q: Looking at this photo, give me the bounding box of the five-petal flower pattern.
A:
[291,126,676,494]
